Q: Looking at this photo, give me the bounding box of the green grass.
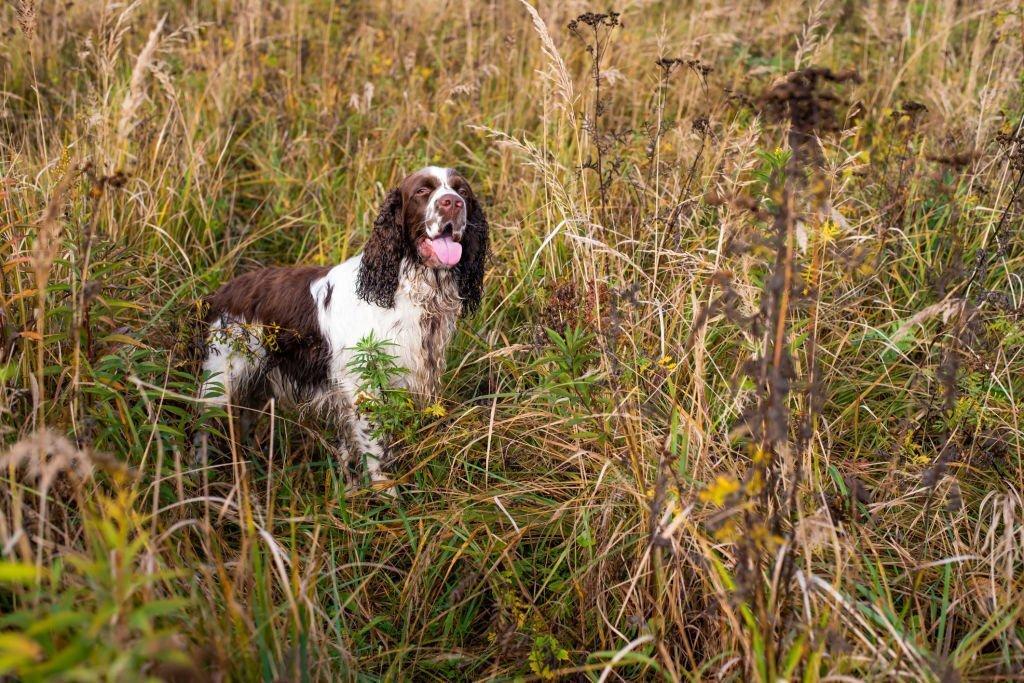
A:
[2,0,1023,680]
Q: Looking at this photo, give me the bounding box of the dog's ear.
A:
[357,188,407,308]
[454,192,489,316]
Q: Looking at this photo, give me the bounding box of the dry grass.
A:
[2,0,1023,680]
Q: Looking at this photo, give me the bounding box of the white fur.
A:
[312,255,421,385]
[422,165,456,238]
[198,317,265,407]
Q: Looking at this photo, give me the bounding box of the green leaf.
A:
[25,611,89,637]
[99,333,149,349]
[0,363,19,382]
[20,638,90,678]
[0,632,42,671]
[0,562,44,585]
[575,531,594,548]
[129,599,190,629]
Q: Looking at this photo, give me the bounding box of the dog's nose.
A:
[436,193,464,216]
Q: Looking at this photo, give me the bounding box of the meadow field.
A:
[2,0,1024,680]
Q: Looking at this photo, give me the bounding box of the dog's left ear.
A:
[454,192,489,316]
[357,188,406,308]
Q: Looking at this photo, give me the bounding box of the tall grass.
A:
[2,0,1023,680]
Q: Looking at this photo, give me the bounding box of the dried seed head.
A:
[16,0,36,40]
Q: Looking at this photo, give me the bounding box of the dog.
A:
[194,166,489,490]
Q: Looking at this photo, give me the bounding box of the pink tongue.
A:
[428,236,462,266]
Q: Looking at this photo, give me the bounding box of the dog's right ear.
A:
[454,190,489,316]
[356,188,406,308]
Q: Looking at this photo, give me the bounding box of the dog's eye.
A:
[456,186,468,196]
[416,187,431,195]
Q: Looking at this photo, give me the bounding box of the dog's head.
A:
[356,166,489,314]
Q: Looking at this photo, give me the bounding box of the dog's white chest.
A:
[312,256,460,401]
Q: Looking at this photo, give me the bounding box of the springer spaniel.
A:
[195,166,489,490]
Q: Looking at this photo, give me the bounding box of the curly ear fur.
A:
[454,194,489,316]
[356,188,406,308]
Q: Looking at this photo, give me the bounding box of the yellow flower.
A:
[745,469,764,495]
[423,402,447,418]
[747,522,784,550]
[699,475,740,507]
[819,219,840,245]
[749,444,772,464]
[657,355,677,372]
[713,518,740,542]
[370,56,394,76]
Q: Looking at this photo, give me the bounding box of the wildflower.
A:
[749,444,772,464]
[657,355,677,372]
[423,402,447,418]
[699,475,740,506]
[370,56,393,76]
[819,219,840,244]
[747,522,784,551]
[712,518,740,542]
[745,469,764,495]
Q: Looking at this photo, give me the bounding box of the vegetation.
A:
[2,0,1023,679]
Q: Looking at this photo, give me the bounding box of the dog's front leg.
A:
[352,414,396,497]
[335,394,395,497]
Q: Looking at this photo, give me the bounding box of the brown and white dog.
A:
[196,166,488,489]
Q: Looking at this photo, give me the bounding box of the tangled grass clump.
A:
[1,0,1023,680]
